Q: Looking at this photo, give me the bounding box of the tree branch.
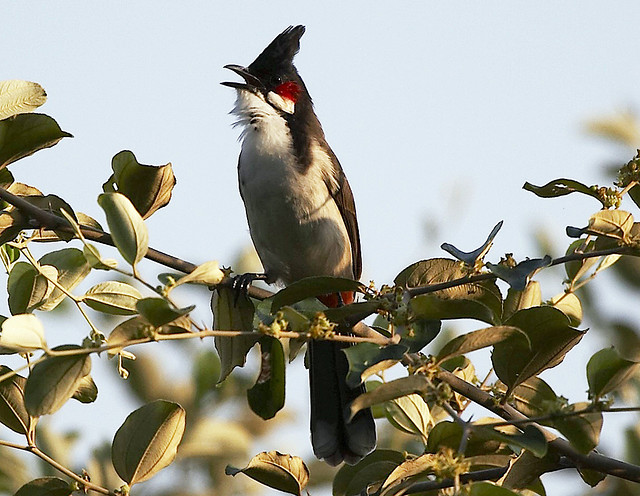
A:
[436,369,640,482]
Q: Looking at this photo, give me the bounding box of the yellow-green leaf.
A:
[111,400,186,485]
[97,192,148,268]
[226,451,309,496]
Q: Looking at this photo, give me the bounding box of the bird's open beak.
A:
[221,65,264,92]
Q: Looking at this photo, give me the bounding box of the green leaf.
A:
[71,374,98,404]
[136,297,194,327]
[0,365,33,434]
[24,345,91,416]
[398,258,502,325]
[247,337,286,420]
[499,450,560,490]
[7,263,53,315]
[380,453,438,496]
[0,80,47,120]
[97,192,148,268]
[271,276,364,312]
[586,347,640,400]
[323,300,381,324]
[226,451,309,496]
[107,316,148,356]
[333,450,406,496]
[441,221,503,265]
[24,194,78,242]
[400,318,441,353]
[82,243,117,270]
[523,179,604,205]
[111,400,186,485]
[588,210,634,241]
[436,326,527,364]
[510,377,559,418]
[0,113,72,169]
[0,313,46,352]
[82,281,142,315]
[348,375,428,421]
[37,248,91,311]
[474,424,548,458]
[492,306,585,396]
[577,467,606,487]
[551,402,602,453]
[212,287,259,382]
[13,477,72,496]
[344,343,407,388]
[502,282,541,322]
[549,292,583,326]
[102,150,176,219]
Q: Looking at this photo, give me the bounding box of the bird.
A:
[222,25,376,465]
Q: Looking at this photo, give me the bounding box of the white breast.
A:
[231,91,353,284]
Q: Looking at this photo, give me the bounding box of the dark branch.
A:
[0,185,272,300]
[437,369,640,483]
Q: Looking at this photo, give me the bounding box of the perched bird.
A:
[222,25,376,465]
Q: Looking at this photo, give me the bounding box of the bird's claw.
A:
[231,272,268,304]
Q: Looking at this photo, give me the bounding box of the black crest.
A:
[249,25,305,77]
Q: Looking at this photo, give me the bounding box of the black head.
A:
[222,26,307,108]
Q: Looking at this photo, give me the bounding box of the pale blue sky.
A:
[4,2,640,494]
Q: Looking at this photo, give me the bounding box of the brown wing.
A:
[326,151,362,280]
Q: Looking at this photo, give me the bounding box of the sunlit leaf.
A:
[174,260,224,287]
[385,393,431,441]
[348,375,428,421]
[226,451,309,496]
[549,292,583,326]
[0,313,46,352]
[97,192,148,268]
[111,400,186,485]
[82,281,142,315]
[502,282,541,321]
[0,80,47,120]
[380,453,438,496]
[37,248,91,311]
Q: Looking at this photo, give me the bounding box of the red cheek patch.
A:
[274,81,301,102]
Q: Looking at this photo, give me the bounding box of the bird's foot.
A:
[231,272,269,304]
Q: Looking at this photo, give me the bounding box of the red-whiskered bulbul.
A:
[222,25,376,465]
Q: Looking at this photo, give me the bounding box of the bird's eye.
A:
[270,76,283,87]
